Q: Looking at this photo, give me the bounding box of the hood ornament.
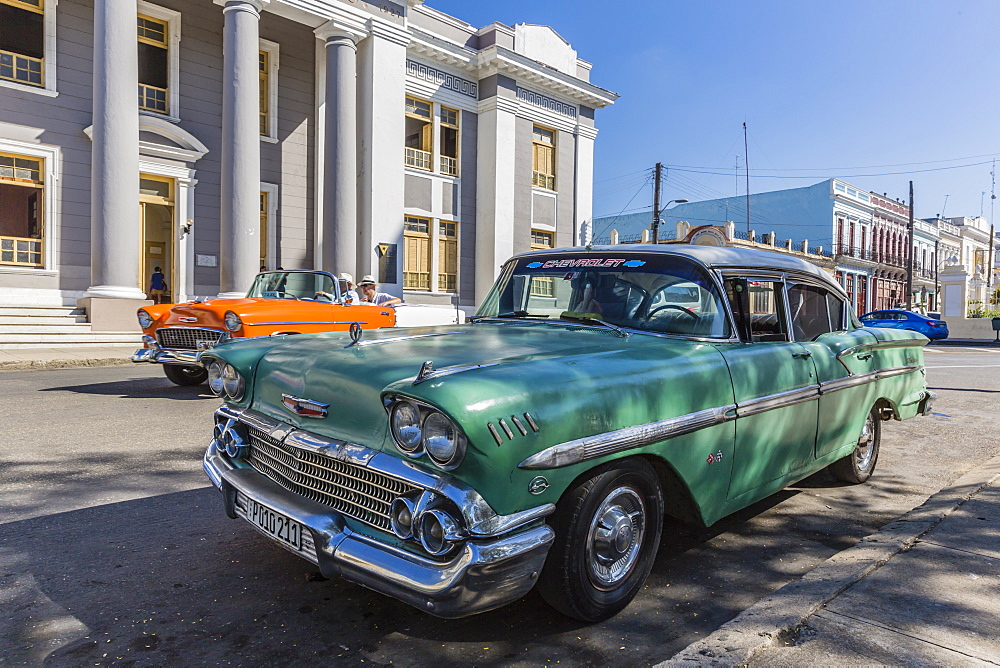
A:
[415,360,434,383]
[347,321,363,346]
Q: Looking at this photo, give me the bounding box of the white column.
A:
[316,19,365,277]
[357,21,408,289]
[219,0,266,298]
[175,175,197,302]
[573,125,598,246]
[475,96,519,305]
[86,0,144,300]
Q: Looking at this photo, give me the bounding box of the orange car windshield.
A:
[246,272,337,300]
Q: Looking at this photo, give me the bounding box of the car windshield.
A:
[245,271,337,300]
[477,252,732,338]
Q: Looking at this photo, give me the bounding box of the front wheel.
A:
[537,458,664,622]
[163,364,208,386]
[828,406,881,483]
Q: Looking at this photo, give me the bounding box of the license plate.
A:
[243,496,304,552]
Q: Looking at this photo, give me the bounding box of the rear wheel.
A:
[828,406,881,483]
[538,459,664,622]
[163,364,208,386]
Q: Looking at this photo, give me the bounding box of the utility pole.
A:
[906,181,915,310]
[651,162,663,244]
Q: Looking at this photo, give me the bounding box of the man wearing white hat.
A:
[358,275,402,306]
[338,272,360,304]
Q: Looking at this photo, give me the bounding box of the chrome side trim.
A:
[518,404,736,470]
[836,337,926,373]
[251,321,370,326]
[735,384,820,417]
[486,423,503,446]
[820,365,922,394]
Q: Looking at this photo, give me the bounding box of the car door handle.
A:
[791,351,812,359]
[856,353,873,360]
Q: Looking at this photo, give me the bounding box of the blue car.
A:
[859,309,949,340]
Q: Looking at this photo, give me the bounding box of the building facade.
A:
[593,179,937,315]
[0,0,615,322]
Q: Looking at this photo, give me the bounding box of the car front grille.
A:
[244,426,420,532]
[156,327,224,350]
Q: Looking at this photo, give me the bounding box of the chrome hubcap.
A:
[855,413,875,471]
[586,486,646,590]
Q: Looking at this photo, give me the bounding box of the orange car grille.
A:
[155,328,225,350]
[244,427,420,532]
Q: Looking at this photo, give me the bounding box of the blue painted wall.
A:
[593,180,838,246]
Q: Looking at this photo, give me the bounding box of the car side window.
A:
[788,283,844,340]
[724,278,789,342]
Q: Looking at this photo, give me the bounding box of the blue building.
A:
[592,179,916,314]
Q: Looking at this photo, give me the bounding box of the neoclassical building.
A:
[0,0,616,325]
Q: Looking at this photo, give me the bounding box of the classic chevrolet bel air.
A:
[132,270,461,385]
[200,246,934,622]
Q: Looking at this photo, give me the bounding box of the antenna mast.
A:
[743,122,750,234]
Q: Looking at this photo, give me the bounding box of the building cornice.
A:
[406,28,617,109]
[477,46,617,108]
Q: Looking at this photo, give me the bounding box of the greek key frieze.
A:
[406,60,478,98]
[516,87,577,118]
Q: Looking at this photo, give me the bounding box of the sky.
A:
[426,0,1000,225]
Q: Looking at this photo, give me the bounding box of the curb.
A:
[659,453,1000,667]
[0,356,134,372]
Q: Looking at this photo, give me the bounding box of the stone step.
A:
[0,315,89,325]
[0,332,142,348]
[0,323,96,334]
[0,306,86,317]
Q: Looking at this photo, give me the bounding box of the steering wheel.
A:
[312,291,332,302]
[646,304,698,320]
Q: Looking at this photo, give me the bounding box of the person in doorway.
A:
[149,266,167,304]
[358,275,402,306]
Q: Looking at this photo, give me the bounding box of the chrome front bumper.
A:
[131,335,203,365]
[202,435,555,618]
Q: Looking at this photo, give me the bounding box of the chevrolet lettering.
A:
[201,246,934,622]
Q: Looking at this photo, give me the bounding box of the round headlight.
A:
[224,311,242,332]
[390,496,416,539]
[222,364,245,400]
[418,509,461,556]
[423,412,464,469]
[137,310,153,329]
[390,401,422,454]
[207,360,225,396]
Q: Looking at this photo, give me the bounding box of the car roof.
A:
[863,309,926,318]
[515,244,842,292]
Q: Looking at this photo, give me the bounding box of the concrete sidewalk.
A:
[0,344,136,371]
[665,454,1000,666]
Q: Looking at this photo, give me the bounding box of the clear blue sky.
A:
[427,0,1000,224]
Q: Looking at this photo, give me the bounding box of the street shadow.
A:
[0,466,914,668]
[39,376,217,400]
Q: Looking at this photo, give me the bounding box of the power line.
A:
[592,173,653,239]
[665,159,996,179]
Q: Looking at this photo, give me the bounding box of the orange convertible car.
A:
[132,270,452,385]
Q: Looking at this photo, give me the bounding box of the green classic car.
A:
[201,245,934,622]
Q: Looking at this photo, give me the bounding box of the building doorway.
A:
[139,174,175,302]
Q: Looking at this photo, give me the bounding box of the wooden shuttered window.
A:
[403,215,430,290]
[532,126,555,190]
[438,221,458,292]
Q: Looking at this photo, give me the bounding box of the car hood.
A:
[160,299,259,327]
[248,321,731,456]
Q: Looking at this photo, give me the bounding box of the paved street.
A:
[1,346,998,666]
